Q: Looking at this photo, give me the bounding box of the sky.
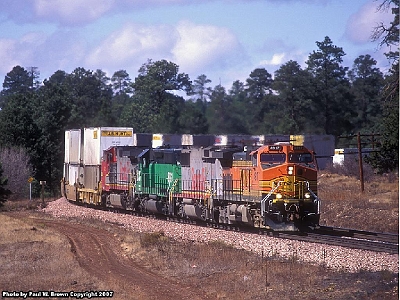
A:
[0,0,395,89]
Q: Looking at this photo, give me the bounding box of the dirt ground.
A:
[1,208,398,300]
[0,172,398,299]
[1,212,210,300]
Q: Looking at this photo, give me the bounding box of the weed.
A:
[139,231,168,248]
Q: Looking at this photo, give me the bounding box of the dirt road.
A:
[11,214,208,300]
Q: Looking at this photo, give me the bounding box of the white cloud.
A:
[172,21,242,74]
[85,20,245,80]
[35,30,87,74]
[0,0,336,27]
[0,19,245,84]
[34,0,115,25]
[0,32,48,76]
[345,1,393,45]
[0,28,89,81]
[0,39,20,75]
[259,53,286,66]
[86,23,176,73]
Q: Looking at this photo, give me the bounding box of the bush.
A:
[0,162,11,206]
[326,157,377,182]
[0,147,32,200]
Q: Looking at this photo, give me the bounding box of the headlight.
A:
[288,166,294,175]
[304,192,311,199]
[276,193,283,199]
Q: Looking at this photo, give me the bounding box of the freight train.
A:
[62,127,322,231]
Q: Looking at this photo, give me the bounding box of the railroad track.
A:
[165,215,399,254]
[263,226,399,255]
[80,202,399,255]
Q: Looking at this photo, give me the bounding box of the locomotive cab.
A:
[254,143,320,230]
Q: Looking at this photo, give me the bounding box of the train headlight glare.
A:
[288,166,294,175]
[305,192,311,199]
[276,193,282,199]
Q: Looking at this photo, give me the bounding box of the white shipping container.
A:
[333,149,345,165]
[333,148,372,166]
[84,127,134,165]
[152,134,165,148]
[64,129,81,164]
[68,164,81,185]
[182,134,193,146]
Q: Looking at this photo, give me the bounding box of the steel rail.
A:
[70,200,399,254]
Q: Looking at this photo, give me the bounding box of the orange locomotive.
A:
[224,142,320,230]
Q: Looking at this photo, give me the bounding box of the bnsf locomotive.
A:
[62,128,321,231]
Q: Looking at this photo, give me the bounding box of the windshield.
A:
[260,153,286,164]
[288,153,313,163]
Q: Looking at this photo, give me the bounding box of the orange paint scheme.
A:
[225,143,318,203]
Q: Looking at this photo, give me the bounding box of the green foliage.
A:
[272,60,315,134]
[178,100,209,134]
[0,93,40,149]
[0,6,397,193]
[111,69,132,95]
[366,63,399,173]
[130,59,192,133]
[366,0,399,173]
[306,36,355,136]
[33,81,72,193]
[245,68,273,133]
[66,67,114,128]
[1,66,33,104]
[348,55,384,133]
[191,74,212,102]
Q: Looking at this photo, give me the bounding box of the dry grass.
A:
[0,214,103,293]
[318,171,399,232]
[0,171,398,299]
[0,197,56,212]
[115,226,398,299]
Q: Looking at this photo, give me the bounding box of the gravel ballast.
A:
[42,198,399,273]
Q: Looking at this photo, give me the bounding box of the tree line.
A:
[0,1,398,201]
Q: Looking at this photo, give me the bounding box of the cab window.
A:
[288,153,313,163]
[252,153,258,167]
[260,153,286,169]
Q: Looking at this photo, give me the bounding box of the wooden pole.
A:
[40,181,46,208]
[357,132,365,193]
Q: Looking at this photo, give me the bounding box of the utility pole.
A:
[40,180,46,208]
[338,133,380,193]
[357,132,364,193]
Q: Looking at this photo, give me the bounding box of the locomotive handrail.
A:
[260,181,284,217]
[168,179,179,215]
[306,181,321,214]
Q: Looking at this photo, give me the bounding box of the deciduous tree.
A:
[0,162,11,206]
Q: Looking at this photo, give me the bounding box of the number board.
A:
[268,145,282,151]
